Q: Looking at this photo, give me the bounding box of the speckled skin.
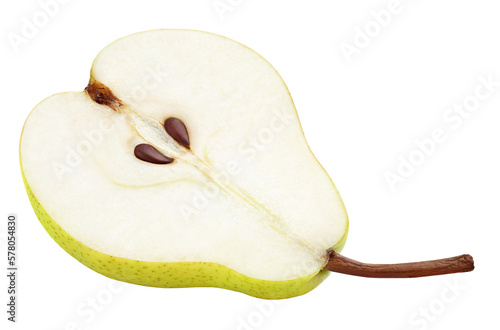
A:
[22,168,347,299]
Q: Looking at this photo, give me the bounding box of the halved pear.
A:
[20,30,473,299]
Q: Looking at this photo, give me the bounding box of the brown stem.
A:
[324,251,474,278]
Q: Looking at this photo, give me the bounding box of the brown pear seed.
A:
[164,117,190,148]
[134,144,173,164]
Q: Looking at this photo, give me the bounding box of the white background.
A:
[1,0,499,329]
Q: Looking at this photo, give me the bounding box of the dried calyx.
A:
[85,80,122,111]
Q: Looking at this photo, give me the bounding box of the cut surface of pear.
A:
[20,30,473,299]
[20,30,348,298]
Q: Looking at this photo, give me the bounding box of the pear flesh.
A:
[20,30,348,290]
